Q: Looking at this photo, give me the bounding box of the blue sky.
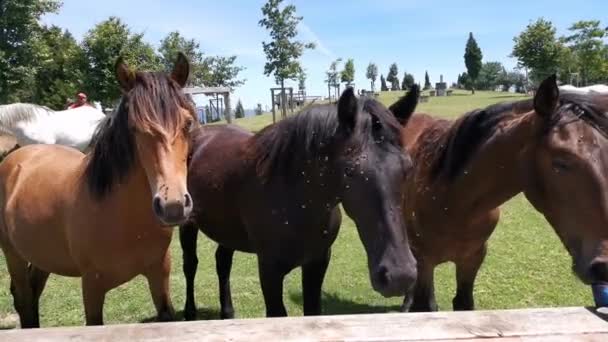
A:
[44,0,607,109]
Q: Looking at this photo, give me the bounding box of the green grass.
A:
[0,90,590,328]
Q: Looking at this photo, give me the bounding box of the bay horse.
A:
[0,104,106,151]
[180,88,419,318]
[0,53,196,327]
[395,75,608,312]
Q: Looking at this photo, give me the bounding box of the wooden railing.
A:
[1,307,607,341]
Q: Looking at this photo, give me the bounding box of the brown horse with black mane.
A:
[180,88,419,319]
[0,53,196,327]
[395,75,608,312]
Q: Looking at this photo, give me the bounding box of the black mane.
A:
[433,91,608,181]
[248,97,403,182]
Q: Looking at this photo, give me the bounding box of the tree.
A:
[255,103,263,116]
[234,99,245,119]
[457,72,470,89]
[0,0,61,102]
[202,56,246,89]
[512,18,561,86]
[366,63,378,91]
[325,58,342,99]
[387,63,400,90]
[259,0,315,119]
[298,69,306,92]
[158,31,205,86]
[464,32,483,93]
[562,20,608,85]
[402,72,415,90]
[476,61,504,90]
[31,26,85,109]
[424,71,431,90]
[341,58,355,86]
[380,74,388,91]
[81,17,161,109]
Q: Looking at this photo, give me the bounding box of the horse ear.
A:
[389,84,419,125]
[534,74,559,118]
[171,52,190,88]
[338,87,357,133]
[115,56,135,92]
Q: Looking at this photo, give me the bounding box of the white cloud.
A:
[299,23,334,58]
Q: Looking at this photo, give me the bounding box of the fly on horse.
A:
[395,75,608,312]
[0,53,196,327]
[180,88,419,319]
[0,103,106,152]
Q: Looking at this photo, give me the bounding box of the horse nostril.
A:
[184,193,192,208]
[153,196,163,216]
[376,266,390,288]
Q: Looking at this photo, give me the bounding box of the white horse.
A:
[560,84,608,94]
[0,103,106,152]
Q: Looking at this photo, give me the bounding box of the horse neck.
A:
[433,111,542,213]
[103,157,155,220]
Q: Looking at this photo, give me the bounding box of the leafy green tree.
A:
[512,18,561,86]
[259,0,314,119]
[401,72,415,90]
[424,71,431,90]
[0,0,61,102]
[366,63,378,91]
[325,58,342,99]
[81,17,161,109]
[562,20,608,84]
[32,26,84,109]
[298,69,306,92]
[340,58,355,86]
[387,63,400,90]
[476,61,504,90]
[234,99,245,119]
[464,32,483,93]
[255,103,263,116]
[158,31,205,86]
[380,74,388,91]
[202,56,246,89]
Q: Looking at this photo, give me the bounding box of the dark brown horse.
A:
[395,75,608,312]
[0,54,195,327]
[180,88,419,318]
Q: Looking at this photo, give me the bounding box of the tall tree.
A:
[32,26,85,109]
[234,99,245,119]
[341,58,355,86]
[511,18,561,86]
[298,69,306,92]
[259,0,315,119]
[0,0,61,102]
[325,58,342,100]
[81,17,161,109]
[424,71,431,90]
[387,63,400,90]
[464,32,483,94]
[366,63,378,91]
[401,72,415,90]
[380,74,388,91]
[158,31,205,86]
[562,20,608,85]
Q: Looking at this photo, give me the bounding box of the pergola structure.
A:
[183,86,232,123]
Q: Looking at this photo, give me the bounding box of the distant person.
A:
[67,93,89,109]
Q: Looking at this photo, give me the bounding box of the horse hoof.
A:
[220,310,235,319]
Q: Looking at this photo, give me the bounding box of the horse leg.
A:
[401,262,438,312]
[258,258,288,317]
[3,248,37,328]
[81,274,107,326]
[301,248,331,316]
[179,222,199,321]
[28,265,50,327]
[144,250,175,322]
[215,245,235,319]
[453,244,487,311]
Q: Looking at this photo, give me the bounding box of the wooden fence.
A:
[1,307,607,341]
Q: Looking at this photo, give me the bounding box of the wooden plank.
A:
[1,307,607,341]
